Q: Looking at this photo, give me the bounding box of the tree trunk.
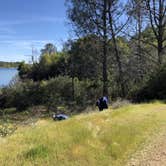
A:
[108,4,125,97]
[102,0,108,96]
[112,36,125,97]
[146,0,166,65]
[137,1,143,79]
[157,0,164,65]
[158,39,163,65]
[72,77,75,101]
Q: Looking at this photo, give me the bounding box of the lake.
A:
[0,68,18,87]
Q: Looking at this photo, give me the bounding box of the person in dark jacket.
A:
[96,96,108,111]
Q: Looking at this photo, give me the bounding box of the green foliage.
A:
[18,61,31,79]
[74,78,102,105]
[0,81,45,111]
[18,50,69,81]
[67,35,102,80]
[0,76,103,112]
[24,145,49,159]
[43,76,73,111]
[41,43,57,56]
[5,26,166,109]
[133,65,166,102]
[18,39,102,82]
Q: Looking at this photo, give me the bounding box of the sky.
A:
[0,0,70,62]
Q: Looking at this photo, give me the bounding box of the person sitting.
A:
[52,114,69,121]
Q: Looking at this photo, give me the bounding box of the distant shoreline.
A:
[0,61,20,68]
[0,67,18,69]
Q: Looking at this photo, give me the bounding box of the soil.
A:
[127,130,166,166]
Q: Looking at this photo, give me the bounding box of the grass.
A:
[1,101,166,165]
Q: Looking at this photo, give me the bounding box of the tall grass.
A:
[1,102,166,165]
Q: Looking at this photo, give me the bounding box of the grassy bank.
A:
[1,102,166,165]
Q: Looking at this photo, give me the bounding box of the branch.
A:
[121,30,158,49]
[152,0,159,27]
[146,0,158,39]
[114,16,131,36]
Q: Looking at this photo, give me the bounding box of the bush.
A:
[43,76,73,111]
[43,77,102,111]
[0,123,17,137]
[74,78,102,106]
[111,98,131,109]
[0,80,45,111]
[133,65,166,102]
[0,76,103,112]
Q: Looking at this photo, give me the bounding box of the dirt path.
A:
[127,129,166,166]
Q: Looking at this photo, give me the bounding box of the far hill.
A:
[0,61,20,68]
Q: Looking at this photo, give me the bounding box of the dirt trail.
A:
[127,129,166,166]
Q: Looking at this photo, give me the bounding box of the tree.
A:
[63,36,102,100]
[67,36,102,80]
[41,43,57,56]
[66,0,109,95]
[127,0,147,80]
[18,61,31,80]
[107,0,129,97]
[145,0,166,65]
[66,0,128,96]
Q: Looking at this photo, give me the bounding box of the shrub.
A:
[0,76,103,112]
[0,123,17,137]
[43,76,73,111]
[0,80,45,111]
[111,98,131,109]
[133,65,166,102]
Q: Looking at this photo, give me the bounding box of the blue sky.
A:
[0,0,70,62]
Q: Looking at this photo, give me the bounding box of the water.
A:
[0,68,18,87]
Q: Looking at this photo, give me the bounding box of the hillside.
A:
[1,102,166,166]
[0,61,20,68]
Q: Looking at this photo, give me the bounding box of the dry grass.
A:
[1,101,166,166]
